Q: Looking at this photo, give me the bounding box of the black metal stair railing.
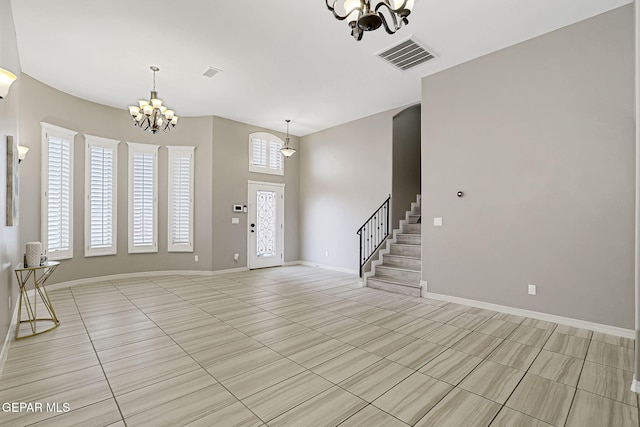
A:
[357,195,391,278]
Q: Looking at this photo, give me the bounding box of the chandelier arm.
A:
[326,0,364,21]
[375,2,402,34]
[375,0,408,13]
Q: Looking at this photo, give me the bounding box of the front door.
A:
[248,181,284,269]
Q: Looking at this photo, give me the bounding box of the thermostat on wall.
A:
[233,204,243,212]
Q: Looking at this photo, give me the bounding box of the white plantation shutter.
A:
[251,137,267,168]
[127,142,159,253]
[85,135,119,257]
[269,141,283,171]
[41,123,77,260]
[167,146,194,252]
[249,132,284,176]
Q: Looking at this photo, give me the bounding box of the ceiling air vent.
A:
[202,66,222,78]
[376,37,436,71]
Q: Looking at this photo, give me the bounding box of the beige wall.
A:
[18,76,299,284]
[299,108,400,271]
[0,0,21,343]
[421,6,635,328]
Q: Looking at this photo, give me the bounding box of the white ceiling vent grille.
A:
[376,37,436,71]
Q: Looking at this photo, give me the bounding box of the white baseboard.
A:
[423,290,634,339]
[298,261,358,276]
[0,297,20,379]
[631,378,640,394]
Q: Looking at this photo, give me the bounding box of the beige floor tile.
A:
[336,323,390,347]
[373,312,420,330]
[505,373,575,426]
[474,318,519,339]
[108,354,203,396]
[466,307,499,318]
[566,390,638,427]
[423,308,463,323]
[91,327,167,352]
[359,331,414,357]
[492,312,525,324]
[591,332,634,349]
[414,388,501,427]
[222,358,305,399]
[125,383,241,427]
[184,401,263,427]
[447,312,489,330]
[268,386,367,427]
[586,340,634,372]
[487,340,540,371]
[490,407,553,427]
[268,329,329,356]
[459,360,525,404]
[392,318,441,338]
[419,348,482,385]
[205,346,283,381]
[508,324,553,348]
[341,405,409,427]
[339,359,413,402]
[243,371,333,422]
[578,361,637,407]
[190,337,263,368]
[451,331,503,358]
[373,372,453,425]
[96,336,178,363]
[521,318,557,331]
[528,350,583,387]
[315,317,365,337]
[386,339,446,370]
[554,325,593,339]
[235,316,293,336]
[543,332,590,359]
[116,369,218,419]
[422,324,470,347]
[287,338,354,369]
[27,398,122,427]
[311,348,381,384]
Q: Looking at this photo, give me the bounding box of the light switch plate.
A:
[434,217,443,227]
[231,217,239,224]
[528,284,537,295]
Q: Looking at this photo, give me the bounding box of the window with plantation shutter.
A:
[167,146,194,252]
[249,132,284,176]
[84,135,119,257]
[41,122,77,260]
[127,142,159,254]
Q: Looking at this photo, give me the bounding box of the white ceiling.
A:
[10,0,631,136]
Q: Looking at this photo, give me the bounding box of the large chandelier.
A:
[326,0,414,41]
[128,66,179,134]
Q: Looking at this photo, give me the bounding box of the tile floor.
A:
[0,265,637,426]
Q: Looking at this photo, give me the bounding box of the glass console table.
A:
[14,261,61,339]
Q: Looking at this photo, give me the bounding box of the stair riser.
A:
[367,279,421,297]
[407,215,421,224]
[396,234,421,245]
[375,267,421,284]
[390,245,421,258]
[411,206,421,215]
[383,255,421,270]
[402,223,421,234]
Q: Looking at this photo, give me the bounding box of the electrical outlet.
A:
[528,284,537,295]
[194,255,199,262]
[433,217,443,227]
[325,251,329,257]
[234,253,239,262]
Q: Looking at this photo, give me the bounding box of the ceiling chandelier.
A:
[280,120,296,158]
[326,0,414,41]
[128,66,179,134]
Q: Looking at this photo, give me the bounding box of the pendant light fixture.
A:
[280,119,296,158]
[0,68,17,99]
[128,66,179,134]
[326,0,414,41]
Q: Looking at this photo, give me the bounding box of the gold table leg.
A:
[14,264,60,340]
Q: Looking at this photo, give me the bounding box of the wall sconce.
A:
[0,68,17,99]
[17,146,29,164]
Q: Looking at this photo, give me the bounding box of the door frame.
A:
[247,180,285,269]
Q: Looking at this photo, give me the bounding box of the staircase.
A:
[366,195,422,297]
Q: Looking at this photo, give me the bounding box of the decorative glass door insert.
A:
[256,190,277,258]
[248,182,284,269]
